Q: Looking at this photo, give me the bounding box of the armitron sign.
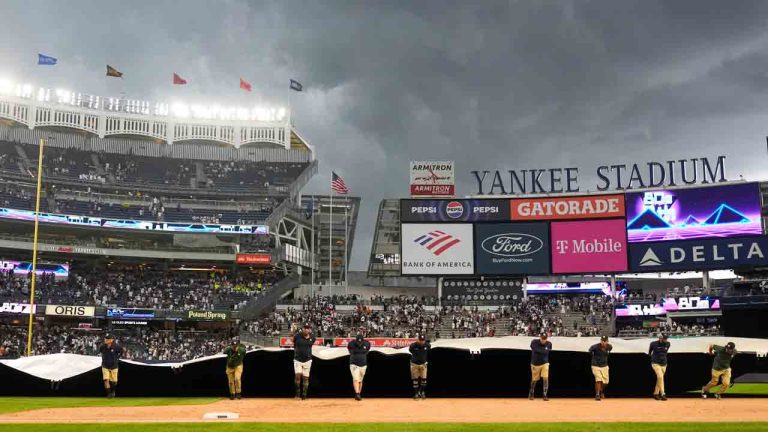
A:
[45,305,95,317]
[410,161,455,197]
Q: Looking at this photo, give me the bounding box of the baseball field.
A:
[0,396,767,431]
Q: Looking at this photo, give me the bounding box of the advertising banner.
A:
[401,223,474,275]
[333,338,417,348]
[279,337,326,348]
[0,207,268,235]
[550,219,628,274]
[106,308,156,319]
[410,161,455,196]
[0,302,36,314]
[474,222,550,275]
[441,279,524,303]
[235,253,272,265]
[185,310,231,321]
[628,235,768,272]
[510,194,625,221]
[626,183,762,243]
[400,199,509,222]
[525,282,618,295]
[615,296,720,317]
[45,305,95,317]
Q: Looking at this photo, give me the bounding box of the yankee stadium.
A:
[0,2,768,432]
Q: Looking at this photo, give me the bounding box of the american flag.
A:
[331,172,349,195]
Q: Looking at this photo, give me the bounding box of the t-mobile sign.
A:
[550,219,628,274]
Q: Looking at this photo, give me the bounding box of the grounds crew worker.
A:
[99,333,123,398]
[347,334,371,401]
[293,323,316,400]
[589,335,612,401]
[529,332,552,401]
[409,334,431,400]
[224,338,246,400]
[702,342,737,399]
[649,333,670,401]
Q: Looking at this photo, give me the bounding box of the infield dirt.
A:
[0,398,766,423]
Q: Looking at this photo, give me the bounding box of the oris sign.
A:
[45,305,95,317]
[475,222,550,275]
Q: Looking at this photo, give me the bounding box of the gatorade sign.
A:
[510,194,625,220]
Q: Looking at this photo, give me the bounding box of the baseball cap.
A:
[355,334,364,342]
[726,342,736,350]
[539,332,548,339]
[418,334,426,341]
[104,333,114,339]
[600,335,609,342]
[660,333,669,340]
[303,323,311,329]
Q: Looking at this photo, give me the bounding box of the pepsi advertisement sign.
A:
[400,199,510,222]
[628,235,768,272]
[475,222,550,275]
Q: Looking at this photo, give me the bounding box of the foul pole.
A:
[26,137,45,357]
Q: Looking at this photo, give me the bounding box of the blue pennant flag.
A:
[38,53,57,65]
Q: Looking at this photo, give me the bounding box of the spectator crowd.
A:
[0,267,282,311]
[242,294,616,341]
[0,324,235,362]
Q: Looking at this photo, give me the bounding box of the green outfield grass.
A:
[686,383,768,395]
[0,424,766,432]
[0,397,220,415]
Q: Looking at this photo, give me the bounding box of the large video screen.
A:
[525,281,624,295]
[626,183,762,243]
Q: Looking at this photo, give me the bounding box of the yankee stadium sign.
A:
[471,155,726,195]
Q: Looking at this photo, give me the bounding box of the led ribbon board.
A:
[0,207,268,234]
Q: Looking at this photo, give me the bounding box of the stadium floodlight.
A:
[55,88,73,105]
[18,83,33,99]
[0,79,13,96]
[171,102,190,118]
[0,81,289,122]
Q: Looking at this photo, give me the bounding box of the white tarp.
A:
[1,336,766,381]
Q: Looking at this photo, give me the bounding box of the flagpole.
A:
[329,192,333,294]
[310,196,315,297]
[344,198,349,295]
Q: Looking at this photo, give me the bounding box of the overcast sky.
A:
[3,1,768,270]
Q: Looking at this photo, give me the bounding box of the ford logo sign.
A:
[481,233,543,257]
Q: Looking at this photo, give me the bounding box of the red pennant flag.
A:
[240,78,252,92]
[173,73,187,85]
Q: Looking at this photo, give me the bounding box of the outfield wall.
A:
[1,336,766,398]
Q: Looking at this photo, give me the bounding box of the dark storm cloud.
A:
[3,1,768,269]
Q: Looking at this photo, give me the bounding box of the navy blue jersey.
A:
[530,339,552,366]
[649,340,670,366]
[293,333,316,362]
